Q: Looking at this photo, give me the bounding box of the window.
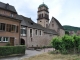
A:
[3,37,9,42]
[6,24,11,32]
[45,14,49,19]
[6,24,18,33]
[30,29,32,37]
[0,23,6,31]
[21,28,26,36]
[11,13,14,17]
[31,38,32,42]
[39,14,41,18]
[35,30,37,35]
[46,24,48,28]
[52,24,54,27]
[41,14,43,18]
[11,25,16,32]
[16,26,18,33]
[39,30,42,36]
[0,37,2,42]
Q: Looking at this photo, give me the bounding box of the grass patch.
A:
[22,53,80,60]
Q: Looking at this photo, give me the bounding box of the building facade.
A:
[0,2,65,47]
[0,2,21,46]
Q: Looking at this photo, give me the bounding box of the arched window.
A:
[39,14,41,18]
[42,14,43,18]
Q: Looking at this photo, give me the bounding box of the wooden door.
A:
[10,37,14,46]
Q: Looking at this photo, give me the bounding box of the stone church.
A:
[20,3,65,47]
[0,2,65,47]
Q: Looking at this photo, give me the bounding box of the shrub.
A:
[51,35,80,54]
[51,37,62,50]
[62,35,74,50]
[0,45,25,56]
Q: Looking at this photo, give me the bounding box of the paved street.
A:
[0,48,53,60]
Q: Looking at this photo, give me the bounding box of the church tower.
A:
[37,3,49,28]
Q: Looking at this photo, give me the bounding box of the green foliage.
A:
[62,35,74,50]
[51,35,80,54]
[0,45,25,56]
[63,25,80,32]
[51,37,62,50]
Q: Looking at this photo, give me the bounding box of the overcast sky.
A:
[0,0,80,27]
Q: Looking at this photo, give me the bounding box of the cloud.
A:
[0,0,80,27]
[0,0,65,22]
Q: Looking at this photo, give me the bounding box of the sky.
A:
[0,0,80,27]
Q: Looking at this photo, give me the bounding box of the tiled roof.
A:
[0,14,22,21]
[20,15,57,35]
[0,2,17,13]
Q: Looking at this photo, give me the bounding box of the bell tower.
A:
[37,3,49,28]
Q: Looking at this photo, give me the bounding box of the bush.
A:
[51,35,80,54]
[51,37,62,50]
[0,45,25,56]
[62,35,74,51]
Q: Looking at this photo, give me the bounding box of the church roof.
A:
[38,3,48,8]
[20,15,57,35]
[0,2,17,13]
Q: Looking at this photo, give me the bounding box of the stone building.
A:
[0,2,65,47]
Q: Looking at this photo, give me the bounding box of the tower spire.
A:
[43,0,44,4]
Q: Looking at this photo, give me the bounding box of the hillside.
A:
[63,25,80,32]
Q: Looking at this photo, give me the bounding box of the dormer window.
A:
[11,13,14,17]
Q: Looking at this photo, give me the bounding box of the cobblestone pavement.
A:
[0,48,54,60]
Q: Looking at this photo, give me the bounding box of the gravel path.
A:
[0,48,53,60]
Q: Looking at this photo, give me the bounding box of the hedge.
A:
[0,45,25,56]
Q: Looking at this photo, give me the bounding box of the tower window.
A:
[45,14,49,19]
[41,14,43,18]
[39,14,41,18]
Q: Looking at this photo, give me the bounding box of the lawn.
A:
[22,53,80,60]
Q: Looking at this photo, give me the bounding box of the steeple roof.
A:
[38,3,48,8]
